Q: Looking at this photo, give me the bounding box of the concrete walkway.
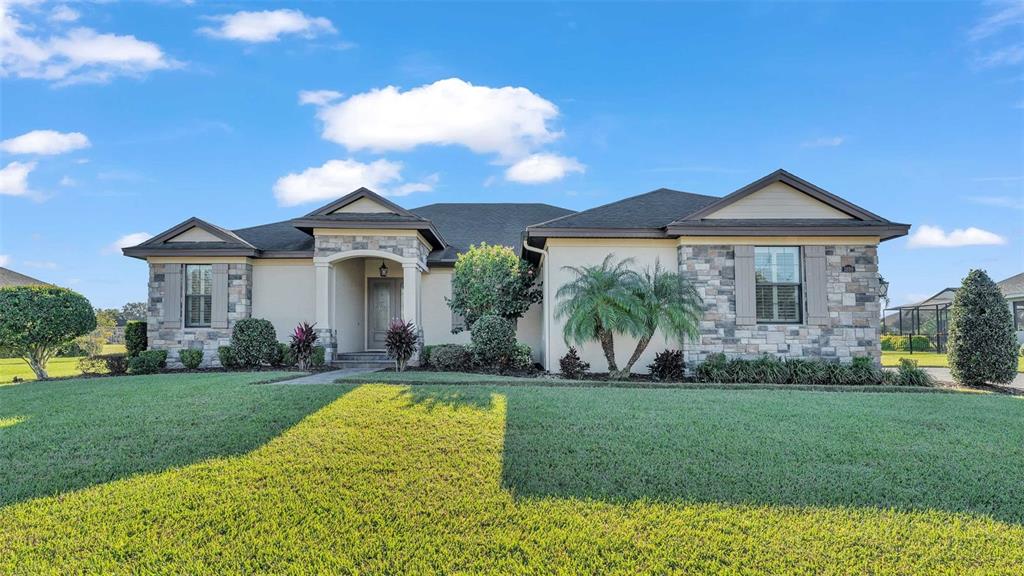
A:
[922,367,1024,391]
[275,368,381,385]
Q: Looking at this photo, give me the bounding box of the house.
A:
[998,273,1024,344]
[124,169,910,371]
[0,267,50,288]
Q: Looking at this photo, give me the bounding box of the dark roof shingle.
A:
[529,188,718,230]
[411,203,574,262]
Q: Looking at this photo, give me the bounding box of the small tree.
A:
[0,286,96,379]
[448,243,541,331]
[948,269,1018,386]
[385,319,418,372]
[555,254,640,375]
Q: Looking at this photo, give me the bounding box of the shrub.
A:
[179,348,204,370]
[648,349,684,381]
[695,352,729,383]
[470,315,516,367]
[78,356,107,375]
[290,322,319,370]
[231,318,278,368]
[559,347,590,380]
[430,344,475,372]
[948,270,1018,386]
[269,342,295,367]
[1020,344,1024,357]
[694,354,894,386]
[104,353,129,375]
[80,354,129,376]
[56,341,88,357]
[508,342,534,372]
[128,349,166,375]
[125,320,148,357]
[880,334,933,352]
[448,243,541,331]
[0,285,96,379]
[218,346,239,369]
[420,344,438,367]
[311,345,326,368]
[385,319,419,372]
[895,358,935,387]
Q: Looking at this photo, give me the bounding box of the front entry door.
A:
[367,278,402,350]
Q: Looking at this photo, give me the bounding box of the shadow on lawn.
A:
[0,373,353,508]
[404,385,1024,525]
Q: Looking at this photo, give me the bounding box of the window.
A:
[184,264,212,327]
[755,247,802,323]
[1014,301,1024,331]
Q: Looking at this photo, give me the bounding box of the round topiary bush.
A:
[948,269,1018,386]
[125,320,148,357]
[470,314,516,367]
[179,348,204,370]
[231,318,278,368]
[0,285,96,379]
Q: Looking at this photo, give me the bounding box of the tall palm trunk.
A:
[597,327,618,372]
[621,332,653,376]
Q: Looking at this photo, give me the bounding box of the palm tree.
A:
[619,260,703,376]
[555,254,641,374]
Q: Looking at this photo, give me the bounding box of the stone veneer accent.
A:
[147,262,253,368]
[678,244,881,366]
[315,234,428,268]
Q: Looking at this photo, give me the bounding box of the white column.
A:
[315,262,335,362]
[401,263,420,326]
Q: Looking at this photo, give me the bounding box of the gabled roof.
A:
[302,187,424,219]
[673,169,886,223]
[412,203,575,263]
[123,217,260,258]
[0,267,50,287]
[527,188,719,237]
[997,272,1024,298]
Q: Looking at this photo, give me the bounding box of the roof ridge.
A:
[528,188,719,229]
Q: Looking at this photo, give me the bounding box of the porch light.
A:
[878,275,889,299]
[379,260,389,278]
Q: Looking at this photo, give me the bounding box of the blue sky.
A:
[1,0,1021,309]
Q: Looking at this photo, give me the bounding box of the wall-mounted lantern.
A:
[379,260,389,278]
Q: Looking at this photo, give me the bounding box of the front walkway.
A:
[276,368,381,385]
[922,368,1024,391]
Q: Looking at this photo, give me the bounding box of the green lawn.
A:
[0,344,128,384]
[882,350,1024,372]
[1,373,1022,573]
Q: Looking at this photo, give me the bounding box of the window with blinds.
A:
[754,247,802,323]
[185,264,213,327]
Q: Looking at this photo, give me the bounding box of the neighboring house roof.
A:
[0,267,50,287]
[411,203,575,263]
[997,272,1024,299]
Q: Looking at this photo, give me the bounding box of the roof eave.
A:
[665,222,911,241]
[122,247,261,259]
[525,227,670,239]
[290,219,447,250]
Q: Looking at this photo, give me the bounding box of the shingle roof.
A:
[232,221,314,252]
[296,213,428,223]
[0,267,49,287]
[411,203,575,262]
[998,272,1024,297]
[529,188,718,230]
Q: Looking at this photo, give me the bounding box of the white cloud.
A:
[59,175,76,187]
[0,3,178,85]
[801,136,845,148]
[0,130,90,155]
[48,5,79,23]
[104,232,152,254]
[969,1,1024,41]
[975,43,1024,67]
[273,158,436,206]
[0,254,9,267]
[907,224,1007,248]
[505,153,585,184]
[298,89,343,106]
[0,160,35,196]
[315,78,562,160]
[199,9,335,43]
[967,195,1024,210]
[23,260,57,269]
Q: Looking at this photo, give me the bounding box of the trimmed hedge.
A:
[128,349,167,375]
[694,353,933,387]
[430,344,475,372]
[880,334,933,352]
[218,346,239,369]
[231,318,278,367]
[470,315,516,367]
[78,353,128,376]
[125,321,147,357]
[311,346,326,368]
[948,269,1018,386]
[179,349,204,370]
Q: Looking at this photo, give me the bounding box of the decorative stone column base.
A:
[316,328,337,364]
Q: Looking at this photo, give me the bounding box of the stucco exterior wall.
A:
[252,260,315,341]
[678,244,881,366]
[543,239,680,373]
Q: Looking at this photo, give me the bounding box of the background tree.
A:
[119,302,147,325]
[0,286,96,379]
[555,254,640,375]
[947,269,1017,386]
[75,308,117,356]
[448,243,541,331]
[618,260,703,376]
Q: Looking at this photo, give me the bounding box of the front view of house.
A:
[124,169,909,372]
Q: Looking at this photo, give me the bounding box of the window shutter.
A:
[163,264,182,325]
[804,246,829,325]
[734,245,756,325]
[211,264,229,329]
